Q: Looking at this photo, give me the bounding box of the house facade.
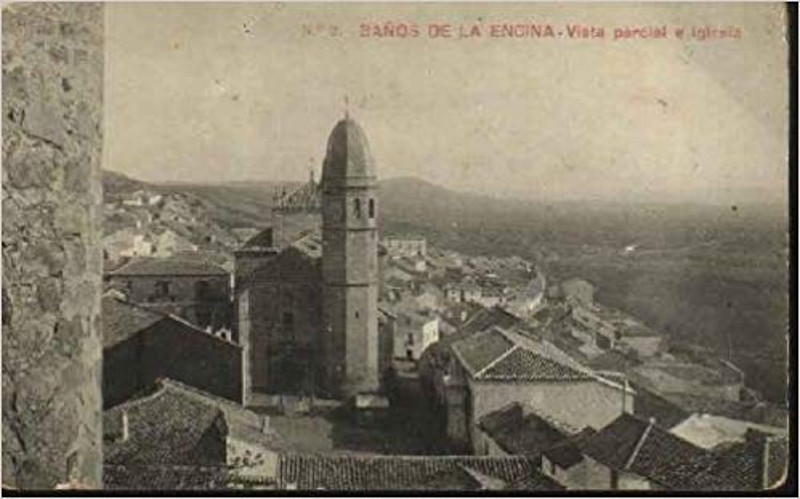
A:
[103,298,242,407]
[442,327,634,452]
[104,255,231,331]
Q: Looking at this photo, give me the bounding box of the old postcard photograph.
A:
[1,1,794,492]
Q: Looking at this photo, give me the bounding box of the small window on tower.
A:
[368,198,375,218]
[355,310,360,319]
[354,198,362,218]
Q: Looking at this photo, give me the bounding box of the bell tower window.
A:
[368,198,375,218]
[354,198,362,218]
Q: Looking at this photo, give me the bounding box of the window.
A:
[368,198,375,218]
[354,310,360,319]
[354,198,362,218]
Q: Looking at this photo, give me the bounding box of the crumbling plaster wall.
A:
[2,2,104,489]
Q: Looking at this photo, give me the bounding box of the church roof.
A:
[279,179,321,213]
[321,118,376,184]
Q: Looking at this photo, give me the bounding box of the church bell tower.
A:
[321,117,380,398]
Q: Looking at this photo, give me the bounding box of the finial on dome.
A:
[344,95,349,120]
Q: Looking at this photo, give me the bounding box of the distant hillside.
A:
[102,170,151,200]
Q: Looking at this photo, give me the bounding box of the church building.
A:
[234,118,391,403]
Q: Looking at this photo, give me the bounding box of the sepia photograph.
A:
[1,1,794,493]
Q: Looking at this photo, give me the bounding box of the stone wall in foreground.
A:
[2,2,104,489]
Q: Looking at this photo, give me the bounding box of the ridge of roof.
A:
[625,418,656,471]
[157,378,247,413]
[107,255,228,276]
[474,344,520,378]
[103,298,239,350]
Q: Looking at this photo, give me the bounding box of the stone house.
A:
[103,298,242,407]
[403,283,445,312]
[570,305,619,350]
[392,307,440,361]
[394,256,428,276]
[504,273,546,319]
[630,359,743,403]
[104,254,231,331]
[617,325,664,358]
[381,236,427,258]
[474,291,504,309]
[537,427,598,489]
[567,412,784,491]
[668,413,788,450]
[103,378,285,490]
[444,282,483,304]
[122,189,162,207]
[475,402,575,458]
[442,327,634,452]
[150,229,199,258]
[103,229,154,262]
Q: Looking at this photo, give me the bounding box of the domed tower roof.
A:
[321,118,376,187]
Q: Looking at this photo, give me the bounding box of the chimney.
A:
[120,410,129,442]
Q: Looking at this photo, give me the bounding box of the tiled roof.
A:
[103,464,231,491]
[479,403,571,456]
[452,329,515,375]
[102,298,235,350]
[452,328,595,383]
[542,427,596,470]
[102,298,165,348]
[480,347,593,382]
[505,473,566,491]
[581,413,721,490]
[460,306,521,336]
[277,454,550,491]
[109,378,287,454]
[104,385,226,466]
[697,430,789,491]
[107,255,228,276]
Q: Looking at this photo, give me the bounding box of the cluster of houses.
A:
[103,188,239,265]
[97,171,787,491]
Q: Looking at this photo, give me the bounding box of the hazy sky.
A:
[105,3,788,204]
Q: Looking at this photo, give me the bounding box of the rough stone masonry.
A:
[2,3,104,489]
